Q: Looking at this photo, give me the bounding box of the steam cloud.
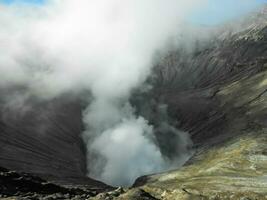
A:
[0,0,203,186]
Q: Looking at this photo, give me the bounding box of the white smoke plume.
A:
[0,0,205,186]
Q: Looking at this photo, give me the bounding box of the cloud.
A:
[89,116,166,186]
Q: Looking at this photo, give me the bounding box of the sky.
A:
[0,0,44,4]
[191,0,267,25]
[0,0,266,25]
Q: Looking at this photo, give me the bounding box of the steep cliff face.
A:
[0,95,113,190]
[0,97,83,178]
[151,8,267,148]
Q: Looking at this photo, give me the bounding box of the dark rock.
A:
[0,166,109,199]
